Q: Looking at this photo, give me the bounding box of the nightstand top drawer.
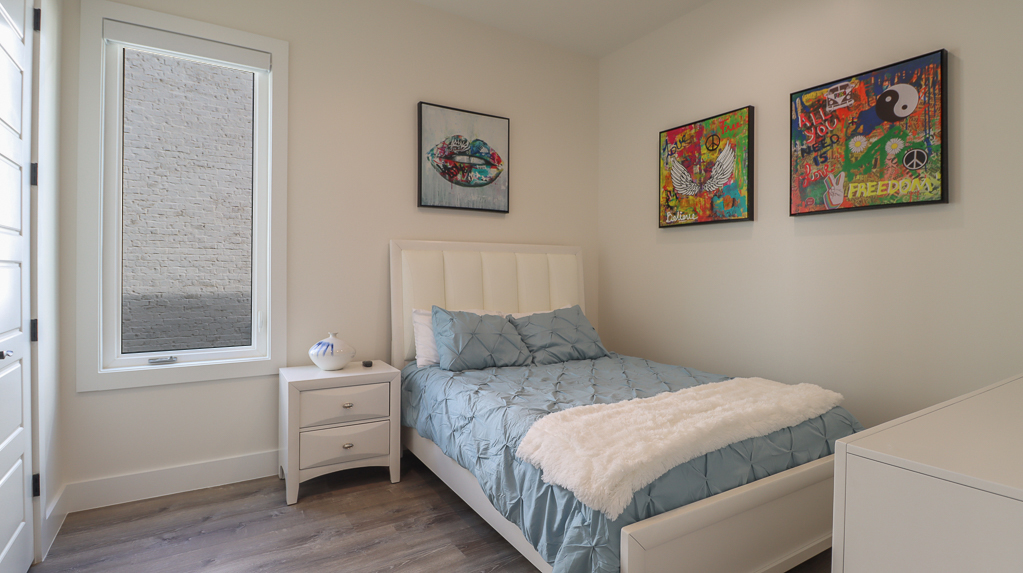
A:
[300,382,389,429]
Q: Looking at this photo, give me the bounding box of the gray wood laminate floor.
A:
[31,456,830,572]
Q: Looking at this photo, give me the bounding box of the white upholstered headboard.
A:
[389,240,585,367]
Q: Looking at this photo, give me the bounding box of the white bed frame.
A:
[389,239,834,573]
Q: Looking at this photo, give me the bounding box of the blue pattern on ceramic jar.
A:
[309,332,356,370]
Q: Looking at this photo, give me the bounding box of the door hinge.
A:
[30,163,38,186]
[33,8,40,32]
[30,319,38,342]
[32,474,40,497]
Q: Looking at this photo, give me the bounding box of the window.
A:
[120,49,255,355]
[76,0,288,391]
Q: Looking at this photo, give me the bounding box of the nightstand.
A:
[279,361,401,504]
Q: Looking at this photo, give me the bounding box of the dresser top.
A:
[842,373,1023,499]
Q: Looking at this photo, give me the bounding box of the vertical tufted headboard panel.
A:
[389,240,585,367]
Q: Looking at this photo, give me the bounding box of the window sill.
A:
[76,354,285,392]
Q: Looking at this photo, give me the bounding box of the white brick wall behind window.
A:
[121,49,254,353]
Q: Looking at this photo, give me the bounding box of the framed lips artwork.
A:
[418,102,510,213]
[790,49,947,215]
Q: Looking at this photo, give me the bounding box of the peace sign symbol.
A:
[705,134,721,151]
[903,148,928,170]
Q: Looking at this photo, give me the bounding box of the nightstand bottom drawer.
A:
[300,420,389,470]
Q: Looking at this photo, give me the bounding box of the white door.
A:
[0,0,33,572]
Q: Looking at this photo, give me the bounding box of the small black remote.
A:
[362,360,373,367]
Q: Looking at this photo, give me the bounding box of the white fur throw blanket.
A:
[516,377,843,520]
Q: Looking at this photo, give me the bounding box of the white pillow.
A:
[411,306,570,368]
[412,309,440,367]
[507,305,571,319]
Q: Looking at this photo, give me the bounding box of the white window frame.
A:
[76,0,288,392]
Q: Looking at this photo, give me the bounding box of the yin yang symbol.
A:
[875,84,919,122]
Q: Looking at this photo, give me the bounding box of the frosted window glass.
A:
[120,49,254,353]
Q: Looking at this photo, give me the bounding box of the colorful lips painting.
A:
[418,102,509,212]
[427,135,504,187]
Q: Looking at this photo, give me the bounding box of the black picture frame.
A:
[418,102,510,213]
[658,106,755,227]
[790,49,948,216]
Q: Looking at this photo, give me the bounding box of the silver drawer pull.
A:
[343,443,354,450]
[342,402,354,409]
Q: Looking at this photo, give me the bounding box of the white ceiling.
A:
[408,0,714,58]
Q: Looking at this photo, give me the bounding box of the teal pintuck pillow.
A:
[509,305,608,365]
[431,306,533,372]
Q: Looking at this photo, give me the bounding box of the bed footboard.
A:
[621,455,834,573]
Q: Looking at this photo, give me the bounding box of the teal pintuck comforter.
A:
[401,353,862,573]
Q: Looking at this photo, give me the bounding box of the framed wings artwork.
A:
[659,106,754,228]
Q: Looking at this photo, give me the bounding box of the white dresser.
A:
[279,362,401,504]
[832,373,1023,572]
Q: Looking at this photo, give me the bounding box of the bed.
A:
[389,239,861,573]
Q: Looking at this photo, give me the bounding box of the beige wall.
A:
[58,0,598,488]
[597,0,1023,428]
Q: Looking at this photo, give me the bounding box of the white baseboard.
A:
[36,484,69,561]
[62,449,279,514]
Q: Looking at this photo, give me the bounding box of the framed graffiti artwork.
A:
[659,106,754,227]
[790,49,947,215]
[418,102,510,213]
